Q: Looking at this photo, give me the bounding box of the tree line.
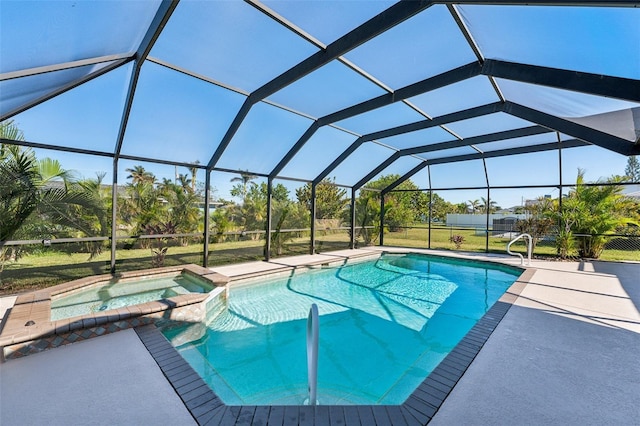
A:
[2,119,639,265]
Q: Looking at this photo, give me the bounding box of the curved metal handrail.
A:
[306,303,319,406]
[507,233,533,266]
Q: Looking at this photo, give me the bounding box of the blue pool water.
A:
[161,253,521,405]
[51,273,212,321]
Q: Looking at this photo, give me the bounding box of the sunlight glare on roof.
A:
[459,5,640,79]
[1,61,118,118]
[0,0,161,73]
[10,63,133,152]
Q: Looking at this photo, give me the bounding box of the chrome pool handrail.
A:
[507,233,533,266]
[306,303,319,406]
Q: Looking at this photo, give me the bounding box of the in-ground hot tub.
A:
[0,264,229,361]
[51,270,216,321]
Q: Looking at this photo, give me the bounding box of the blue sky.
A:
[2,1,638,208]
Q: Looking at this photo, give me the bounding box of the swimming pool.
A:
[161,253,521,405]
[51,273,214,321]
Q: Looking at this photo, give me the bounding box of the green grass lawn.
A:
[0,233,349,295]
[0,240,263,295]
[1,227,637,296]
[383,226,640,262]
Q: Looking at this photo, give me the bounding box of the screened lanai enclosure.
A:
[1,0,639,293]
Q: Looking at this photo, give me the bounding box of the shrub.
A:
[515,216,555,252]
[450,234,464,249]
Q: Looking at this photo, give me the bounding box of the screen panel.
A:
[1,0,160,73]
[344,5,477,89]
[430,160,487,189]
[121,61,246,165]
[279,126,358,181]
[1,146,114,290]
[418,146,477,161]
[408,76,500,118]
[1,61,119,118]
[445,113,535,139]
[261,0,395,45]
[429,188,489,253]
[9,63,132,152]
[561,144,630,184]
[335,102,426,135]
[486,150,560,187]
[216,102,313,174]
[357,156,425,189]
[498,79,640,142]
[269,178,312,258]
[459,5,640,79]
[266,60,387,118]
[330,142,397,186]
[478,133,557,153]
[377,126,454,150]
[150,0,319,92]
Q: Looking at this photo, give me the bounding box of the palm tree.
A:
[126,165,155,186]
[188,161,200,192]
[480,197,498,214]
[176,174,192,191]
[0,149,39,243]
[467,199,480,214]
[561,170,637,258]
[350,194,380,246]
[1,148,109,267]
[158,179,201,236]
[71,172,112,245]
[453,202,468,214]
[230,171,257,202]
[1,120,25,161]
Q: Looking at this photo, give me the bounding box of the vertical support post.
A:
[379,192,385,246]
[350,187,356,249]
[427,165,432,249]
[310,183,316,255]
[203,170,211,268]
[266,177,273,261]
[110,158,118,274]
[557,132,563,213]
[482,158,490,253]
[485,187,491,253]
[556,133,564,257]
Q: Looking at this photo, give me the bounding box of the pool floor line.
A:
[135,268,531,426]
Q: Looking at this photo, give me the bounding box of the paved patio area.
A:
[0,328,195,426]
[1,248,638,425]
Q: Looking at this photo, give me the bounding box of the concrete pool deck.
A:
[1,248,638,425]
